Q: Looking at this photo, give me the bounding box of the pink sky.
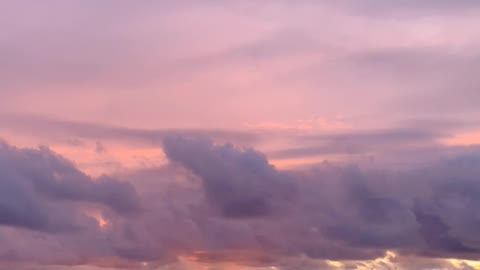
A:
[1,1,480,269]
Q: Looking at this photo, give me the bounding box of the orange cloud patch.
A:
[442,131,480,146]
[51,143,166,176]
[85,209,109,229]
[245,116,351,132]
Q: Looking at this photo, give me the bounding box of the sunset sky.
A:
[1,1,480,269]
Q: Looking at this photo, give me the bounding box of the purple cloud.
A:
[1,137,480,269]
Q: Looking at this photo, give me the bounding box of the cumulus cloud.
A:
[2,137,480,269]
[163,137,296,218]
[161,139,479,259]
[0,140,145,266]
[161,137,480,263]
[0,141,140,219]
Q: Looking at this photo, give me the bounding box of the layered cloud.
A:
[2,0,480,129]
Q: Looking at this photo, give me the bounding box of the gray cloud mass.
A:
[1,136,480,269]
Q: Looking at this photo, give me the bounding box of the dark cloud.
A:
[162,137,480,262]
[0,141,152,268]
[2,137,480,269]
[0,141,140,233]
[298,156,480,259]
[413,203,477,254]
[163,137,296,218]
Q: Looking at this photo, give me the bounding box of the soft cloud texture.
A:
[163,137,295,218]
[2,0,480,269]
[2,0,480,129]
[0,141,139,231]
[1,137,480,269]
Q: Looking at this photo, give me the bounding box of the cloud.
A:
[2,137,480,268]
[0,141,140,218]
[0,140,147,265]
[2,0,480,132]
[340,0,480,16]
[4,113,479,167]
[347,47,480,115]
[3,1,480,269]
[0,113,260,146]
[0,140,150,267]
[162,137,480,262]
[269,127,447,159]
[413,203,477,255]
[163,137,296,218]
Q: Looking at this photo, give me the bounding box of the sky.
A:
[1,1,480,269]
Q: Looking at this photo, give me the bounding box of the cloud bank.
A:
[1,137,480,269]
